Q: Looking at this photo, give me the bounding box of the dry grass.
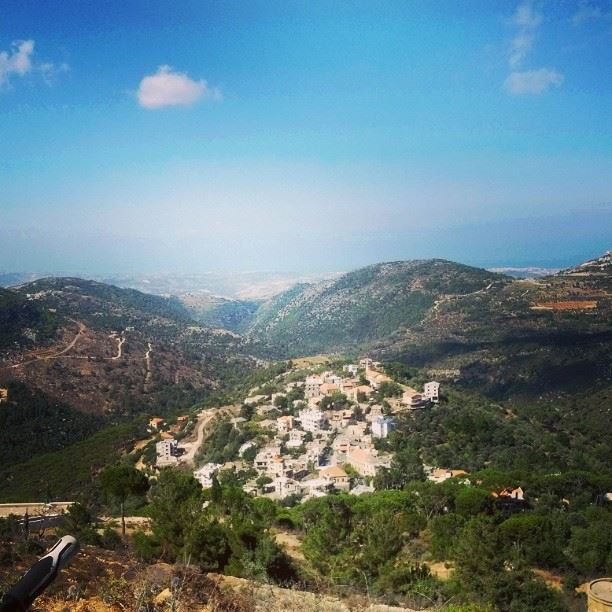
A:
[530,300,598,310]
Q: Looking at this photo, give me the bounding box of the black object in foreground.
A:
[0,535,80,611]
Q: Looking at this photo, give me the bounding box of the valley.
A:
[0,253,610,611]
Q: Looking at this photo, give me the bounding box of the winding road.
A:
[178,409,218,466]
[10,320,86,368]
[144,342,153,383]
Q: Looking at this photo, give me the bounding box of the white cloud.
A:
[508,2,542,68]
[504,68,564,95]
[137,65,221,109]
[512,3,542,29]
[0,40,35,85]
[502,3,564,95]
[39,61,70,85]
[509,31,536,68]
[0,39,68,89]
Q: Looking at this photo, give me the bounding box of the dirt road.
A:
[177,409,218,466]
[10,320,86,368]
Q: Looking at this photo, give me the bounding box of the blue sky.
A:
[1,0,611,273]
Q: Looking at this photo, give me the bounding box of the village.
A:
[147,358,502,504]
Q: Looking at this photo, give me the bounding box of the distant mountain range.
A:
[0,252,609,501]
[1,252,610,416]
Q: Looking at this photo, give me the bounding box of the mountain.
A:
[246,254,612,398]
[0,286,59,349]
[178,291,260,332]
[0,278,255,417]
[246,259,508,355]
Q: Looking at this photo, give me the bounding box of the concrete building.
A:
[271,476,301,499]
[402,387,424,409]
[346,447,389,477]
[322,372,343,386]
[359,358,374,370]
[372,416,395,439]
[320,466,350,491]
[244,394,267,405]
[343,364,359,376]
[298,408,327,432]
[148,417,165,430]
[254,446,282,472]
[156,440,178,466]
[304,376,323,399]
[275,415,294,433]
[423,381,440,403]
[427,468,469,483]
[287,429,306,448]
[194,463,221,488]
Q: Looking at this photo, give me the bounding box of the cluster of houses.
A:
[148,360,534,511]
[193,359,442,502]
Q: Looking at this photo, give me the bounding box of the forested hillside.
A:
[247,260,506,356]
[246,253,612,400]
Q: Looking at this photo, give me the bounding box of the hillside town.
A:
[152,359,452,503]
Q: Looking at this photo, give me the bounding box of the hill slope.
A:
[0,278,255,417]
[246,254,612,398]
[247,259,508,355]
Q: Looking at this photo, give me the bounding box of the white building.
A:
[372,416,395,439]
[359,358,374,370]
[254,446,282,472]
[156,440,178,466]
[343,364,359,376]
[298,408,327,432]
[194,463,222,488]
[287,429,306,448]
[244,394,267,405]
[271,476,301,499]
[423,381,440,403]
[322,371,343,386]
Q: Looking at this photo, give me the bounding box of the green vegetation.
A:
[99,465,149,536]
[195,418,258,465]
[0,423,140,502]
[0,287,59,349]
[134,469,298,584]
[0,382,102,467]
[181,294,259,332]
[15,277,191,330]
[284,483,597,610]
[247,260,505,357]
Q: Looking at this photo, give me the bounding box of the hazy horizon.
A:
[2,1,611,273]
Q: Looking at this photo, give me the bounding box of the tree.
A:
[148,469,203,560]
[99,464,149,537]
[256,475,273,492]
